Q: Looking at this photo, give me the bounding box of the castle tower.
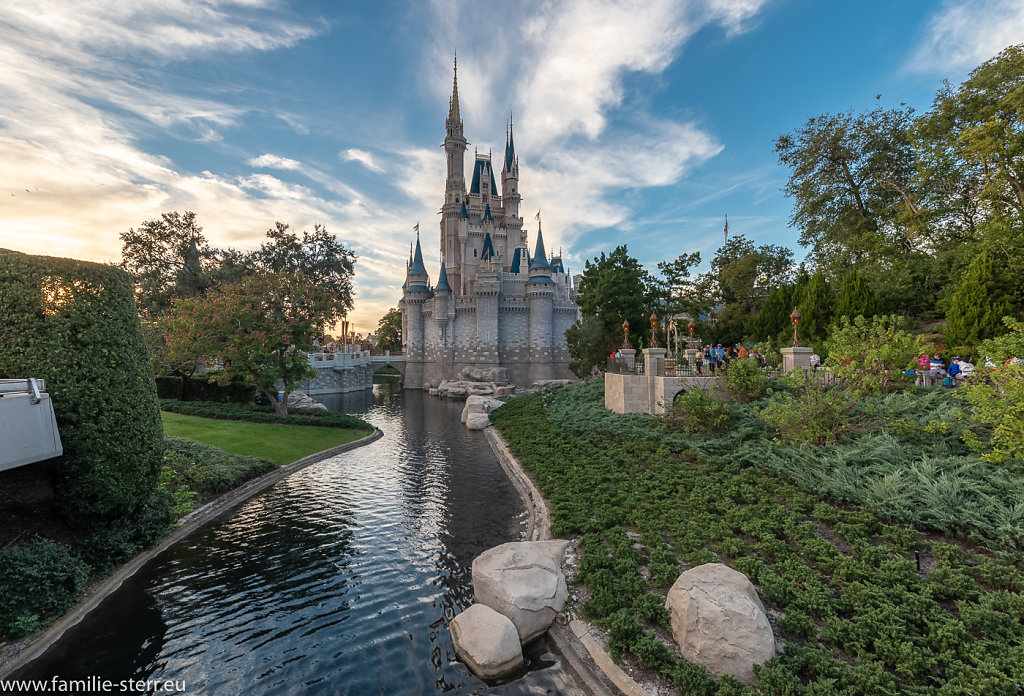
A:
[442,56,468,296]
[400,232,431,387]
[526,218,556,381]
[501,115,524,266]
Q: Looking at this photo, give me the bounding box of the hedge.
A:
[155,374,258,403]
[0,539,89,638]
[0,250,163,523]
[159,399,372,430]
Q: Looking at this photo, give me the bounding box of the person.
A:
[929,354,946,384]
[946,356,963,385]
[810,351,821,372]
[959,357,975,378]
[715,344,726,370]
[705,346,716,375]
[614,349,622,359]
[737,344,748,359]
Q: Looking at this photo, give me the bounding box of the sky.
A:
[2,0,1023,333]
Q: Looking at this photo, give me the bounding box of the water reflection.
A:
[15,384,583,694]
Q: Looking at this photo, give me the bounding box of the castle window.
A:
[474,249,477,258]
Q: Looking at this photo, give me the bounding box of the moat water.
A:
[15,383,583,694]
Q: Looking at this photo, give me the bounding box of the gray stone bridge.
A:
[297,351,406,395]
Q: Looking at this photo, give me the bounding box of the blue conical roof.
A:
[410,233,427,276]
[481,232,495,261]
[530,226,550,269]
[435,262,451,291]
[483,203,493,221]
[510,247,524,274]
[504,118,516,172]
[459,201,469,219]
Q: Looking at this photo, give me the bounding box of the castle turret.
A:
[442,57,468,298]
[527,218,556,381]
[501,115,523,264]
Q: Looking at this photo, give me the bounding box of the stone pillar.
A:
[781,346,813,373]
[685,348,699,371]
[620,349,636,372]
[645,347,667,415]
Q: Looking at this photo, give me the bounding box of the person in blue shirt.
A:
[947,356,962,384]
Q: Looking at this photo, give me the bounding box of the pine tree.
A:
[752,284,794,341]
[797,271,832,344]
[833,268,880,321]
[945,251,1016,349]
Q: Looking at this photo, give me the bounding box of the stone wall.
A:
[605,372,725,415]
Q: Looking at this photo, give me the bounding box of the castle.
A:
[400,61,579,390]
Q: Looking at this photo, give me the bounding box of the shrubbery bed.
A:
[159,399,372,431]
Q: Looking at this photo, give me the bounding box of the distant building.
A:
[401,60,579,389]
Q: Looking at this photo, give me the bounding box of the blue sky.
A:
[2,0,1022,332]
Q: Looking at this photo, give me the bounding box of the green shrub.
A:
[163,435,275,497]
[159,399,371,430]
[724,358,767,402]
[959,317,1024,463]
[669,389,730,434]
[756,373,861,445]
[824,314,928,395]
[155,374,257,403]
[0,251,163,522]
[0,539,89,639]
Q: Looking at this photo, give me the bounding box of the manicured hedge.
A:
[0,539,89,638]
[155,374,257,403]
[159,399,372,430]
[0,251,163,522]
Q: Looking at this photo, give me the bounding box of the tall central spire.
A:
[448,53,461,125]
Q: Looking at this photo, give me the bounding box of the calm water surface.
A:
[16,384,582,695]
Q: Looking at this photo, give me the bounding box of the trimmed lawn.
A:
[161,411,367,466]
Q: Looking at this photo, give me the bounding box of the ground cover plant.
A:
[160,399,371,430]
[491,380,1024,695]
[161,412,367,465]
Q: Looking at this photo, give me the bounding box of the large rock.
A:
[460,367,510,384]
[665,563,776,685]
[450,603,524,680]
[465,413,492,430]
[472,540,570,643]
[461,395,504,424]
[285,391,328,411]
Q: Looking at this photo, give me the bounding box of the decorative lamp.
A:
[790,308,801,347]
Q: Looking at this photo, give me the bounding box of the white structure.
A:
[401,60,579,390]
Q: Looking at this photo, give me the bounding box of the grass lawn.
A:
[161,411,367,466]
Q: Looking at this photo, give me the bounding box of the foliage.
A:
[568,245,656,374]
[491,382,1024,693]
[162,272,326,415]
[795,270,831,345]
[724,357,768,402]
[163,435,275,498]
[750,283,793,342]
[757,373,861,445]
[246,222,356,327]
[824,314,927,394]
[833,267,880,321]
[155,374,257,403]
[159,399,371,430]
[958,317,1024,462]
[668,388,731,434]
[945,251,1016,349]
[0,539,89,639]
[375,307,402,352]
[656,251,702,318]
[0,251,164,523]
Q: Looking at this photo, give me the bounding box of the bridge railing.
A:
[308,350,371,368]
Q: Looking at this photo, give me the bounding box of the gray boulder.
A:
[472,540,570,643]
[285,391,328,411]
[665,563,775,685]
[461,395,504,424]
[450,603,524,680]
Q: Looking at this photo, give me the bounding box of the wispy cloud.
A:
[907,0,1024,73]
[342,148,385,173]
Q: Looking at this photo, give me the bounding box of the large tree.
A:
[945,251,1016,350]
[567,245,656,376]
[375,307,402,353]
[119,211,217,316]
[162,272,329,415]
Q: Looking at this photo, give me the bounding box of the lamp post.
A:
[790,308,801,347]
[688,319,695,349]
[649,312,659,348]
[622,319,631,349]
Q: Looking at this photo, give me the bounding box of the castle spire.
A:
[447,53,461,125]
[504,111,516,173]
[531,215,550,269]
[410,229,427,276]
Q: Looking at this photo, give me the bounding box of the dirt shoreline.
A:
[0,428,383,678]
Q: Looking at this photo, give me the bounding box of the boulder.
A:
[472,540,570,643]
[285,391,328,411]
[461,395,504,424]
[449,603,524,680]
[465,412,492,430]
[664,563,775,685]
[460,367,510,384]
[529,379,575,390]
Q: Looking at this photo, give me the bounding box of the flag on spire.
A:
[535,210,541,221]
[414,222,419,233]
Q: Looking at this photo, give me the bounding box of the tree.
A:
[656,251,702,317]
[120,211,216,316]
[162,272,327,415]
[796,271,832,345]
[833,268,880,322]
[751,283,794,342]
[567,245,655,376]
[824,315,929,395]
[375,307,402,353]
[248,222,357,329]
[775,105,921,270]
[945,251,1016,349]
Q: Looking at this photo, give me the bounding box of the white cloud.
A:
[342,148,385,173]
[249,153,303,170]
[908,0,1024,73]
